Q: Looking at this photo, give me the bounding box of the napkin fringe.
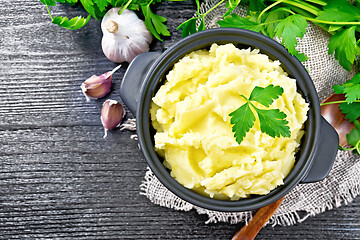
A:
[140,164,360,226]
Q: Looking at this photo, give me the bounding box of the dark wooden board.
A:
[0,1,359,239]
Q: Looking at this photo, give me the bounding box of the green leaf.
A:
[56,0,79,5]
[249,84,284,107]
[328,25,343,33]
[93,0,110,12]
[344,84,360,103]
[141,5,170,41]
[79,0,97,19]
[343,74,360,103]
[248,0,266,12]
[328,26,360,71]
[198,17,206,32]
[346,120,360,147]
[255,108,291,138]
[218,14,262,32]
[333,84,345,94]
[224,0,241,17]
[316,0,360,22]
[263,7,290,38]
[52,15,91,30]
[294,51,308,62]
[339,102,360,122]
[274,14,307,55]
[333,72,360,103]
[229,102,256,144]
[177,18,197,38]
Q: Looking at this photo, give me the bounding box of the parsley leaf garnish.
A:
[218,14,262,32]
[263,7,290,39]
[79,0,97,19]
[328,26,360,71]
[40,0,56,6]
[339,103,360,122]
[331,73,360,122]
[229,102,256,144]
[229,85,290,145]
[177,16,205,38]
[224,0,241,18]
[93,0,110,12]
[316,0,360,23]
[255,108,291,138]
[340,120,360,155]
[333,72,360,104]
[52,15,91,30]
[141,4,170,41]
[274,14,308,55]
[249,85,284,107]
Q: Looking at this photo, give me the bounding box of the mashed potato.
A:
[150,43,309,200]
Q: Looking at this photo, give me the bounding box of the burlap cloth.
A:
[137,1,360,226]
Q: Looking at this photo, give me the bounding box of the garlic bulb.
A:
[101,8,152,63]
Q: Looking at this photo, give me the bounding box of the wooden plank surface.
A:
[0,0,359,239]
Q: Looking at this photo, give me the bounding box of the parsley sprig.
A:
[339,120,360,155]
[217,0,360,70]
[41,0,360,70]
[40,0,184,40]
[230,84,291,145]
[320,73,360,155]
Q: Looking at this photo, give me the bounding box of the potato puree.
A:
[150,43,309,200]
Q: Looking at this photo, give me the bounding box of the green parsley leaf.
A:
[229,102,256,144]
[40,0,56,6]
[274,14,307,55]
[177,18,197,38]
[294,51,309,62]
[339,102,360,122]
[255,108,291,138]
[52,15,91,30]
[224,0,241,18]
[328,26,360,71]
[198,17,206,32]
[248,0,266,12]
[263,7,290,38]
[344,84,360,104]
[333,72,360,103]
[249,84,284,107]
[177,15,206,38]
[229,85,291,145]
[56,0,79,5]
[93,0,110,12]
[346,120,360,154]
[218,14,262,32]
[79,0,97,19]
[141,5,170,41]
[342,76,360,104]
[316,0,360,22]
[333,84,345,94]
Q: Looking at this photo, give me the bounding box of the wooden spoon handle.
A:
[231,196,285,240]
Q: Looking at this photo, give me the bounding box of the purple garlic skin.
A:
[101,99,126,138]
[81,65,121,102]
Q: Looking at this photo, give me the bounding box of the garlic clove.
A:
[81,65,121,101]
[101,99,126,138]
[101,8,152,63]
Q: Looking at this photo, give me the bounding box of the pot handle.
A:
[120,52,162,115]
[301,116,339,183]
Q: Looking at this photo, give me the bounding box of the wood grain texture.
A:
[0,1,359,239]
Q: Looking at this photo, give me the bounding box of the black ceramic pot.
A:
[120,28,339,212]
